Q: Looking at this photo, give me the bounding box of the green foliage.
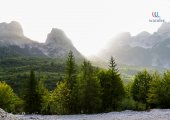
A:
[121,83,145,111]
[98,71,113,111]
[40,51,76,115]
[147,71,162,107]
[51,81,71,114]
[0,81,23,112]
[41,90,53,114]
[98,57,125,112]
[109,57,125,106]
[0,56,66,93]
[66,51,76,90]
[3,51,170,114]
[41,81,71,115]
[109,56,119,74]
[37,80,49,114]
[77,60,102,113]
[134,102,146,111]
[24,70,42,114]
[131,70,152,109]
[65,51,78,113]
[158,71,170,108]
[121,98,136,110]
[148,71,170,108]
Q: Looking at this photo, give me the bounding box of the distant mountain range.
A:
[0,21,83,59]
[1,21,170,68]
[98,22,170,68]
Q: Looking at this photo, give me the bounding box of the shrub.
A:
[0,81,23,112]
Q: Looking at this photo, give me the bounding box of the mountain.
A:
[98,22,170,68]
[0,21,83,59]
[0,21,33,47]
[40,28,82,58]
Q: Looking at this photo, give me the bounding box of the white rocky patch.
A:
[16,109,170,120]
[0,108,25,120]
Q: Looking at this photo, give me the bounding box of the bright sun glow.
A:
[0,0,170,56]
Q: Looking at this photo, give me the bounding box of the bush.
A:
[121,97,136,110]
[147,71,170,108]
[0,81,23,112]
[121,82,145,111]
[131,70,152,109]
[51,81,70,114]
[147,71,162,108]
[134,102,146,111]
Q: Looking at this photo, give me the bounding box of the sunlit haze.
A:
[1,0,170,56]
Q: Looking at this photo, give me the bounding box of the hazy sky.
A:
[0,0,170,56]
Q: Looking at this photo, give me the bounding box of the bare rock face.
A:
[45,28,72,46]
[0,21,33,47]
[98,22,170,68]
[0,21,83,59]
[157,22,170,35]
[41,28,83,58]
[0,21,23,37]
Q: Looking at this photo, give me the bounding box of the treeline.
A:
[0,51,170,114]
[0,56,66,93]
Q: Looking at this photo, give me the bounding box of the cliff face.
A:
[98,22,170,68]
[0,21,33,47]
[40,28,83,58]
[0,21,83,59]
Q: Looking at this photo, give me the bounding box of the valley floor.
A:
[16,109,170,120]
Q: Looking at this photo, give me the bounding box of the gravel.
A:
[16,109,170,120]
[0,108,25,120]
[1,108,170,120]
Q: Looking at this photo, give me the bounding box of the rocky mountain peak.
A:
[115,32,131,39]
[157,22,170,35]
[109,32,131,46]
[50,28,64,35]
[45,28,72,46]
[136,31,151,37]
[0,21,24,37]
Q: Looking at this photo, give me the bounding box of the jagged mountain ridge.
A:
[98,22,170,68]
[40,28,82,58]
[1,21,170,68]
[0,21,34,47]
[0,21,83,59]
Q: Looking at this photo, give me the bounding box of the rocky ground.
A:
[1,108,170,120]
[0,108,24,120]
[16,109,170,120]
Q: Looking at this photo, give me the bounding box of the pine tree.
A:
[98,70,113,111]
[109,56,119,75]
[78,60,101,113]
[147,71,170,108]
[131,70,152,109]
[109,56,125,110]
[147,71,162,108]
[38,79,49,114]
[66,51,76,90]
[156,71,170,108]
[24,70,42,114]
[65,51,77,113]
[99,56,125,111]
